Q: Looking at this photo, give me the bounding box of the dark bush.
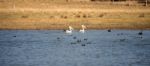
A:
[139,13,145,18]
[76,15,81,18]
[83,14,87,18]
[21,15,28,18]
[99,14,104,17]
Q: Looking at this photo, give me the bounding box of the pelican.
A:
[79,25,86,33]
[66,26,73,34]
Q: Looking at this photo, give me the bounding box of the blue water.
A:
[0,30,150,66]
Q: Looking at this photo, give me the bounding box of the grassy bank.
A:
[0,1,150,30]
[0,18,150,30]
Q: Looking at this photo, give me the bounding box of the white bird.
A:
[66,26,74,34]
[79,25,86,33]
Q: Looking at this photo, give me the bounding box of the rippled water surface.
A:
[0,30,150,66]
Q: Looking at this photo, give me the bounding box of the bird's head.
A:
[82,25,86,29]
[69,26,74,30]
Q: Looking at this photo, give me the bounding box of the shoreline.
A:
[0,18,150,30]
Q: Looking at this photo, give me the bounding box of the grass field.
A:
[0,1,150,30]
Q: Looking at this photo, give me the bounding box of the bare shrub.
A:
[139,13,145,18]
[76,15,81,18]
[63,16,68,19]
[60,15,68,19]
[49,16,54,18]
[21,15,28,18]
[99,14,104,17]
[125,4,130,6]
[83,14,87,18]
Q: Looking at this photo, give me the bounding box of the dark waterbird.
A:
[84,38,88,41]
[57,37,60,40]
[77,39,81,43]
[81,44,86,46]
[138,31,143,35]
[73,36,77,39]
[108,29,111,32]
[13,36,16,37]
[120,39,126,42]
[63,30,66,32]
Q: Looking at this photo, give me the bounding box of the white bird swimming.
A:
[66,26,74,34]
[79,25,86,33]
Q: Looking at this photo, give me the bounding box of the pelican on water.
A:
[66,26,74,34]
[79,25,86,33]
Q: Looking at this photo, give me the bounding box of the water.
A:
[0,30,150,66]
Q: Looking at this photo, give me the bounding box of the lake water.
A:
[0,30,150,66]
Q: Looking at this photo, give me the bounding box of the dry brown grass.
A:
[0,18,150,30]
[0,1,150,30]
